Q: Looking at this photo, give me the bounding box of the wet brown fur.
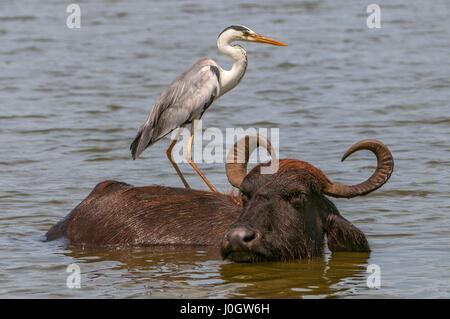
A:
[47,159,370,261]
[46,181,241,246]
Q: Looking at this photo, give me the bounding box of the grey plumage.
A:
[131,58,221,159]
[128,26,286,192]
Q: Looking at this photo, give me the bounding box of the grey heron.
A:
[130,25,287,192]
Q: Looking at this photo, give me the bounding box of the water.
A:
[1,0,449,298]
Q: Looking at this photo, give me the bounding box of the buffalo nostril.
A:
[227,227,258,249]
[243,231,256,243]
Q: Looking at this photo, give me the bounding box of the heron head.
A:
[218,25,288,46]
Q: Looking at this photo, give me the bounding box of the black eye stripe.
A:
[218,25,251,38]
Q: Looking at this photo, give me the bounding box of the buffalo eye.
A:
[283,190,306,205]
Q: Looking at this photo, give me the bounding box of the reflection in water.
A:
[220,253,369,298]
[65,246,369,298]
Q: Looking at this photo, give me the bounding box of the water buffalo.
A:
[46,135,394,262]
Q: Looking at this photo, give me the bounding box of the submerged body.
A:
[46,181,240,246]
[46,175,369,259]
[46,135,394,262]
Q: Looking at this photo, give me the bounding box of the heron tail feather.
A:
[130,122,154,160]
[130,130,142,160]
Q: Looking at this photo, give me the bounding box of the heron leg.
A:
[166,131,191,189]
[186,126,218,193]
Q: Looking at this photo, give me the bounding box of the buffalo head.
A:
[221,135,394,262]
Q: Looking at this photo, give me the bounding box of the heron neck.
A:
[217,37,248,96]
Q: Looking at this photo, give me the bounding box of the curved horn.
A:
[226,134,275,188]
[324,139,394,198]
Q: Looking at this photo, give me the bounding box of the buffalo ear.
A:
[323,213,370,252]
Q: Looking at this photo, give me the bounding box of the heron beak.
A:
[249,34,288,46]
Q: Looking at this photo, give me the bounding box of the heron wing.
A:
[131,58,221,159]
